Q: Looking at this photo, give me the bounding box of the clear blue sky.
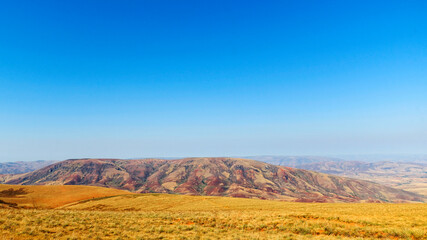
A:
[1,1,426,161]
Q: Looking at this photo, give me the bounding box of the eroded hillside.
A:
[3,158,424,203]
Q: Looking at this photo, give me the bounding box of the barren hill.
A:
[3,158,424,203]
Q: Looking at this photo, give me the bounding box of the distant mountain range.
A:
[245,156,345,167]
[331,154,427,163]
[0,160,57,174]
[1,157,423,203]
[248,156,427,196]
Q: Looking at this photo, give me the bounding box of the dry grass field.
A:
[1,192,426,240]
[0,184,131,208]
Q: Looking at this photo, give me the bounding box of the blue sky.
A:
[0,1,426,161]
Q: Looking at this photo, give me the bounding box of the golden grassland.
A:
[0,184,131,208]
[1,193,426,240]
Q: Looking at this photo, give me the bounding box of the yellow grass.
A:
[0,184,131,208]
[1,193,426,239]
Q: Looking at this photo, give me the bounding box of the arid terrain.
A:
[4,156,425,196]
[1,158,425,239]
[0,184,426,239]
[252,156,427,196]
[295,161,427,196]
[1,158,424,203]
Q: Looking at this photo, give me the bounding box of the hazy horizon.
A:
[1,1,426,162]
[2,153,427,163]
